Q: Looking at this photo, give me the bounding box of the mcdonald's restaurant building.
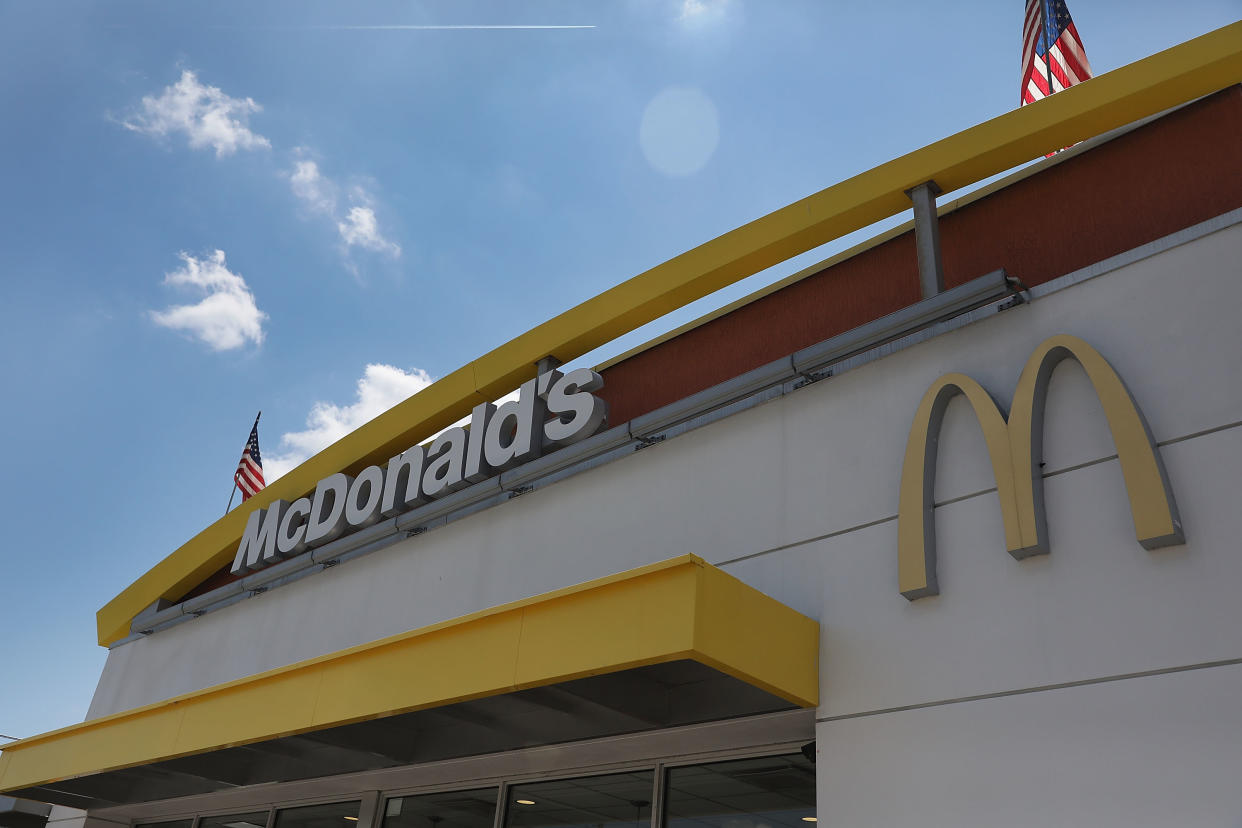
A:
[3,29,1242,828]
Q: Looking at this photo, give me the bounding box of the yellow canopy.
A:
[3,556,818,809]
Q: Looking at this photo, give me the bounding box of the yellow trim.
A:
[897,373,1024,599]
[897,335,1183,599]
[593,108,1162,373]
[3,556,818,793]
[97,23,1242,646]
[593,220,921,372]
[1006,335,1182,554]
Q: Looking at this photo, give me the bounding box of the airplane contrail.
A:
[106,22,597,31]
[308,24,596,30]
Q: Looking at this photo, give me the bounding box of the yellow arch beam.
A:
[98,23,1241,646]
[897,335,1183,600]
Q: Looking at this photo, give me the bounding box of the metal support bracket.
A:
[997,275,1032,311]
[906,180,945,298]
[793,368,832,390]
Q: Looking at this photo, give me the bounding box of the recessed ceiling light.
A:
[515,800,536,806]
[801,819,817,823]
[344,818,359,822]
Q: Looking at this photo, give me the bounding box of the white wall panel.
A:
[730,426,1242,718]
[815,663,1242,827]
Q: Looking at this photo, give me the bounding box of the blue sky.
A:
[0,0,1237,741]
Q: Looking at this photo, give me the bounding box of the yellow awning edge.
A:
[3,556,819,795]
[96,21,1242,647]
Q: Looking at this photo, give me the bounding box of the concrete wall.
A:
[89,221,1242,824]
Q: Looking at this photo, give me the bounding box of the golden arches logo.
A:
[897,334,1184,600]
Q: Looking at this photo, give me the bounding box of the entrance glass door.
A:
[506,771,655,828]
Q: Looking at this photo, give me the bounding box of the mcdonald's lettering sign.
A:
[897,334,1184,600]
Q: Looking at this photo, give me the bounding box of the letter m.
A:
[231,504,284,575]
[897,334,1183,600]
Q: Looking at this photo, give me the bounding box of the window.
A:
[274,801,361,828]
[384,788,498,828]
[506,770,655,828]
[664,754,815,828]
[131,750,816,828]
[199,812,269,828]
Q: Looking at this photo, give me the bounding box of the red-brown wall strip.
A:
[599,233,922,426]
[174,87,1241,606]
[598,86,1242,427]
[182,566,238,602]
[939,85,1242,290]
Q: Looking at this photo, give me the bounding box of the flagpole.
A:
[1043,0,1053,100]
[1041,0,1059,156]
[226,411,262,515]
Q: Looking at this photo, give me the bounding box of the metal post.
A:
[906,180,945,298]
[648,762,666,828]
[536,355,562,376]
[492,781,510,828]
[357,791,383,828]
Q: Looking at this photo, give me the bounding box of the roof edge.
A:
[97,21,1242,647]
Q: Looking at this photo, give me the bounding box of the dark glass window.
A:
[199,812,269,828]
[663,754,815,828]
[383,788,498,828]
[136,821,193,828]
[274,801,361,828]
[506,770,655,828]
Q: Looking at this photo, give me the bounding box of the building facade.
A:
[3,26,1241,828]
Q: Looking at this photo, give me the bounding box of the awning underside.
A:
[11,660,791,809]
[0,797,51,828]
[0,557,818,811]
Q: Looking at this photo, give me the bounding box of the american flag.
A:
[234,413,265,501]
[1021,0,1093,105]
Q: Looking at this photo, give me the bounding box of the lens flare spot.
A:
[639,86,720,177]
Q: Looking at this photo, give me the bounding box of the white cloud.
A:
[264,364,434,481]
[678,0,730,23]
[288,156,337,215]
[123,70,271,157]
[150,250,267,350]
[339,205,401,256]
[286,155,401,261]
